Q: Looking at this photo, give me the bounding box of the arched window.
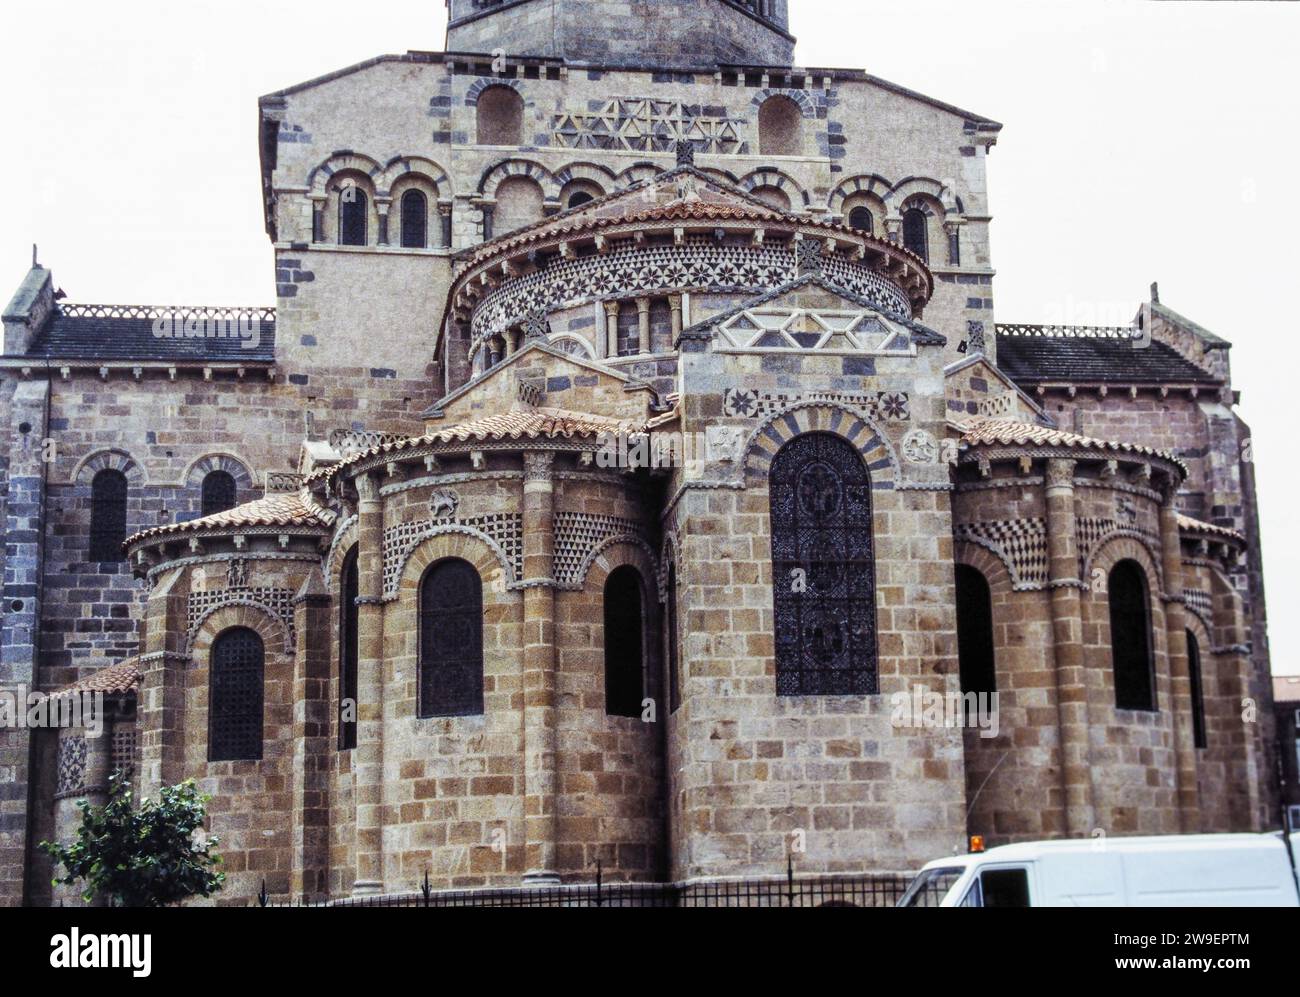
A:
[902,207,929,261]
[339,185,368,246]
[955,565,997,697]
[1108,560,1156,711]
[567,191,594,209]
[666,561,681,714]
[89,468,128,562]
[604,566,645,718]
[769,432,877,695]
[339,548,359,750]
[848,206,874,234]
[476,85,524,146]
[1186,629,1207,749]
[758,95,802,156]
[400,189,428,249]
[419,558,484,717]
[200,470,237,517]
[209,627,264,762]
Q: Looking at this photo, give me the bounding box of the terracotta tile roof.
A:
[49,659,142,701]
[1176,513,1246,544]
[955,416,1185,470]
[125,489,331,545]
[1272,675,1300,705]
[314,407,647,483]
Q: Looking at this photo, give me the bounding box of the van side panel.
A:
[1036,853,1125,907]
[1120,848,1294,907]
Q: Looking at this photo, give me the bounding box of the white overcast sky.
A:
[3,0,1296,673]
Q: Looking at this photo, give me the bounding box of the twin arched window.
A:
[339,186,368,246]
[201,470,237,517]
[209,627,264,762]
[902,207,929,261]
[89,468,128,562]
[400,189,428,249]
[1109,559,1156,711]
[769,432,877,696]
[419,558,484,717]
[604,566,645,718]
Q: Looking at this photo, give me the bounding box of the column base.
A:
[351,880,384,897]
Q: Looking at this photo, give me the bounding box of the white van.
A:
[898,833,1300,907]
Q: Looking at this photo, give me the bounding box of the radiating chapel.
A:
[0,0,1278,905]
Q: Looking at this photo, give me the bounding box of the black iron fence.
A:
[260,871,918,908]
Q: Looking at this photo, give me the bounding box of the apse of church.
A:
[0,0,1274,905]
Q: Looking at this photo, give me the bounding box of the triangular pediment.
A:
[425,340,655,430]
[945,353,1050,423]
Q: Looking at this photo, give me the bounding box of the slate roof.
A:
[19,305,276,362]
[954,416,1186,472]
[125,490,331,546]
[995,329,1219,386]
[49,659,142,701]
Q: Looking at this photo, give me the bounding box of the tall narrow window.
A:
[955,565,997,696]
[1186,629,1207,749]
[1109,560,1156,711]
[201,470,237,517]
[419,558,484,717]
[339,548,359,750]
[400,189,428,249]
[902,207,929,261]
[769,432,877,696]
[89,468,128,562]
[339,186,368,246]
[848,206,873,233]
[209,627,264,762]
[604,566,645,718]
[666,561,681,714]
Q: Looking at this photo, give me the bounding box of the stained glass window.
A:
[419,558,484,717]
[769,433,877,695]
[89,468,128,562]
[209,627,264,762]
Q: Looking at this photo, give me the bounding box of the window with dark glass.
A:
[419,558,484,717]
[339,548,359,750]
[769,432,877,696]
[667,561,681,714]
[955,564,997,699]
[1186,629,1207,749]
[209,627,264,762]
[89,468,128,562]
[339,186,368,246]
[1109,560,1156,711]
[902,207,928,261]
[567,191,594,209]
[848,206,873,233]
[400,189,427,249]
[604,566,645,718]
[200,470,237,517]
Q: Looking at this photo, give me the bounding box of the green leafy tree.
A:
[41,775,225,907]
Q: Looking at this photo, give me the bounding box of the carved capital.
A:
[1045,459,1076,490]
[523,451,555,483]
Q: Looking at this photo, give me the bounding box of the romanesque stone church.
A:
[0,0,1277,905]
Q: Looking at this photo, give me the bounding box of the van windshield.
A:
[897,867,964,907]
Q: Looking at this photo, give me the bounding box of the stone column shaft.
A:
[1045,458,1096,835]
[1158,494,1202,832]
[521,452,558,883]
[353,475,386,895]
[604,302,620,359]
[636,297,651,355]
